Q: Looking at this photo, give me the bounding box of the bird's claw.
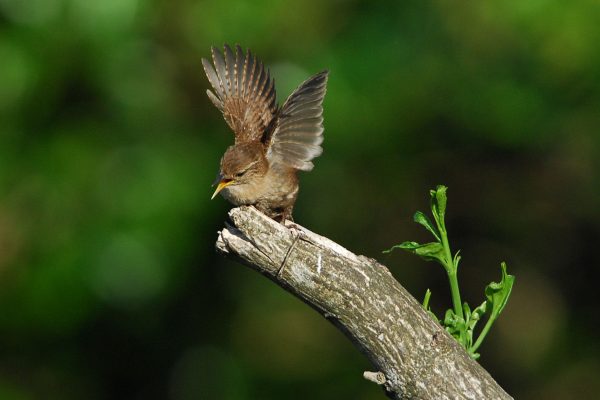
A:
[284,220,316,245]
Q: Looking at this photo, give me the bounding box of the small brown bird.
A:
[203,44,328,222]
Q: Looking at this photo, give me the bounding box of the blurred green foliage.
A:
[1,0,599,399]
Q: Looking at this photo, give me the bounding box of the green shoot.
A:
[384,185,515,360]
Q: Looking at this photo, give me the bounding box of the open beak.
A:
[211,174,234,200]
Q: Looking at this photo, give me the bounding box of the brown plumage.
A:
[203,44,328,221]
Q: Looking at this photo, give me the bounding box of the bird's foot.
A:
[283,219,303,235]
[283,219,300,229]
[284,220,318,246]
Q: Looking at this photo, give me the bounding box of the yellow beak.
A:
[211,179,233,200]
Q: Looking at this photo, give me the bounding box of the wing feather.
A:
[223,45,235,95]
[211,47,228,95]
[202,44,277,142]
[202,59,223,100]
[266,70,328,171]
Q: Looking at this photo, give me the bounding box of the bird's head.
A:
[211,142,268,199]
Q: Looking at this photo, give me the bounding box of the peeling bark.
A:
[216,206,512,400]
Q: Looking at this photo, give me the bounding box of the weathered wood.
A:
[216,206,512,400]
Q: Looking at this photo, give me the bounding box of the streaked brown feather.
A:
[266,70,328,171]
[202,44,277,142]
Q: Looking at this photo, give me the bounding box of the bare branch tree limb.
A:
[216,206,512,400]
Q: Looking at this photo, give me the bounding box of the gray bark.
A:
[215,206,512,400]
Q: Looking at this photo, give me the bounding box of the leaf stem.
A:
[447,270,463,320]
[471,314,496,353]
[439,226,463,320]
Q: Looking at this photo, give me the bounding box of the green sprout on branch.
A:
[384,185,515,360]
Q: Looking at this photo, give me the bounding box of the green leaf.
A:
[464,301,486,345]
[453,250,462,269]
[384,241,445,262]
[443,309,462,330]
[444,308,456,325]
[430,185,448,222]
[413,211,441,241]
[383,241,421,253]
[422,288,432,310]
[462,302,471,322]
[472,301,487,320]
[485,262,515,318]
[435,185,447,216]
[397,241,421,250]
[443,309,458,335]
[443,309,466,344]
[383,242,414,253]
[413,242,445,262]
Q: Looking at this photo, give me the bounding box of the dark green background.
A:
[1,1,599,399]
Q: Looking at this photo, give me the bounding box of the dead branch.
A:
[216,206,512,400]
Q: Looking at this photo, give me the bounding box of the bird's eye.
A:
[235,171,245,178]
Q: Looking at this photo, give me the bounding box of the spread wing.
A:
[202,44,277,143]
[266,70,328,171]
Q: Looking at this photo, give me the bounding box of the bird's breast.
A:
[220,168,298,207]
[221,183,260,205]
